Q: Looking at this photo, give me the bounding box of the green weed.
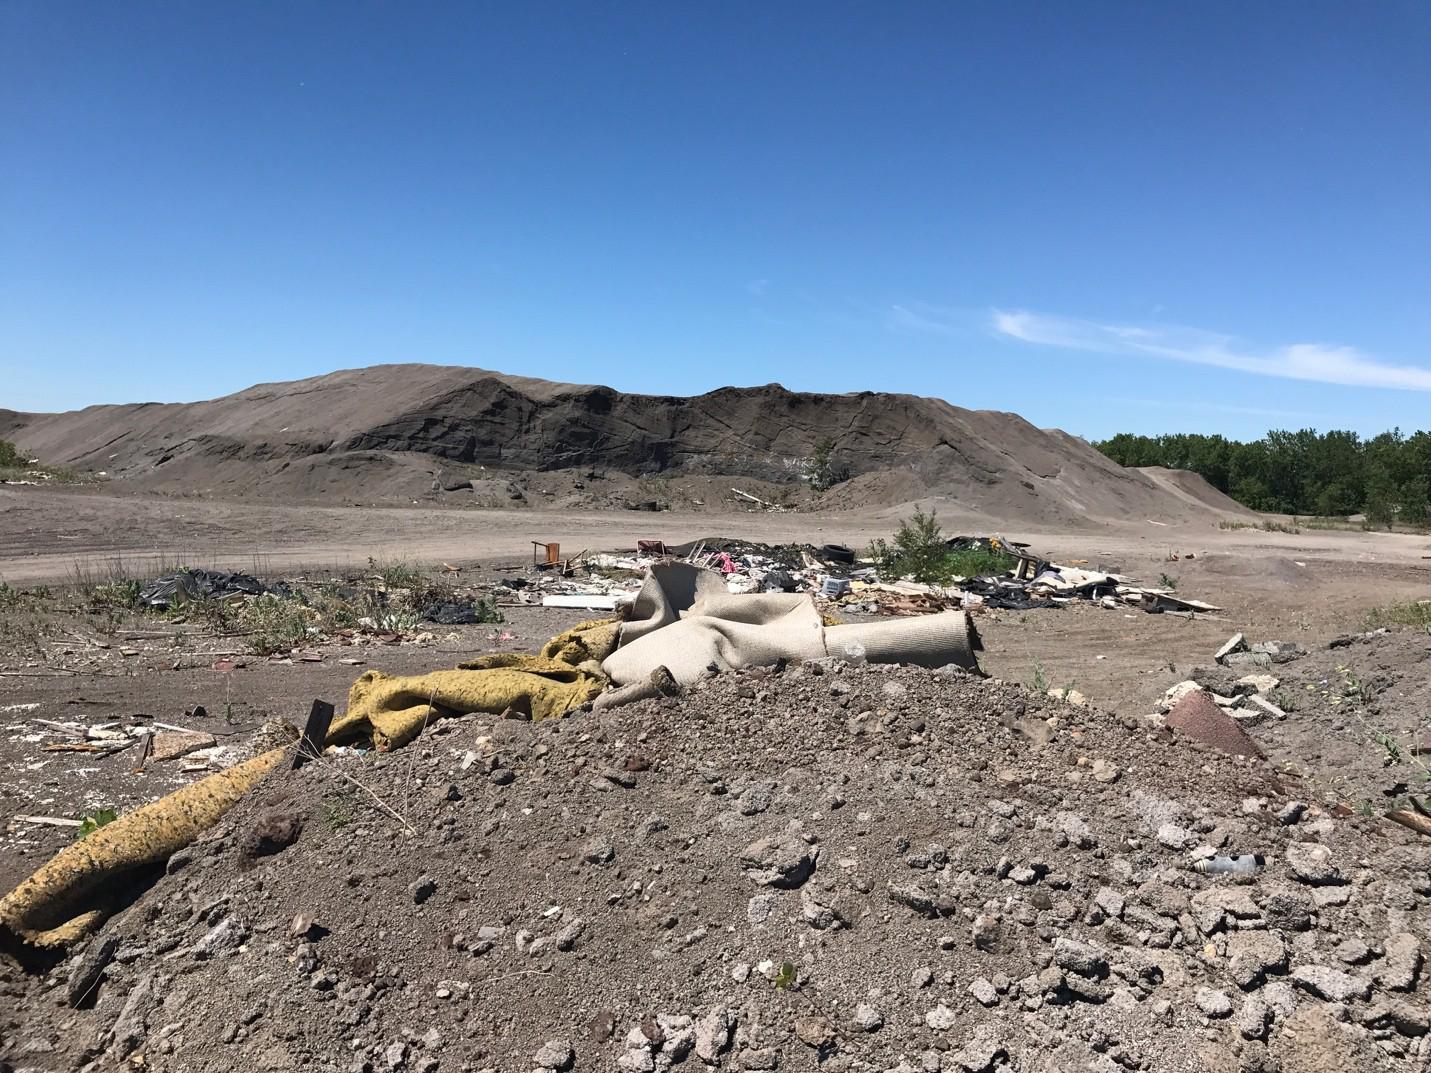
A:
[76,807,118,839]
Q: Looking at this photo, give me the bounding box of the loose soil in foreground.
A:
[3,662,1429,1073]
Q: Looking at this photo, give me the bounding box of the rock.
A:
[1228,932,1288,990]
[694,1007,733,1063]
[1092,887,1125,920]
[1257,886,1314,932]
[1238,673,1279,694]
[1374,933,1422,992]
[800,887,841,929]
[194,914,247,958]
[952,1025,1004,1072]
[1285,842,1343,886]
[741,1049,778,1070]
[794,1015,834,1049]
[556,918,586,951]
[1275,801,1308,826]
[889,882,952,918]
[1364,1000,1430,1038]
[1236,995,1270,1040]
[384,1041,409,1070]
[658,1015,695,1061]
[582,838,615,866]
[1156,823,1194,850]
[1090,759,1120,784]
[971,912,1001,951]
[969,978,999,1007]
[238,809,304,863]
[109,972,158,1058]
[1052,936,1108,978]
[747,893,778,924]
[1190,887,1262,935]
[68,935,119,1007]
[1195,987,1233,1018]
[739,834,818,888]
[850,1004,883,1032]
[1334,938,1371,965]
[1291,965,1371,1003]
[924,1004,957,1031]
[533,1040,574,1071]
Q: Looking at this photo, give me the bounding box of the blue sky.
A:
[3,3,1429,440]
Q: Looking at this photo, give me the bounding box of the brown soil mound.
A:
[2,365,1242,524]
[3,662,1426,1072]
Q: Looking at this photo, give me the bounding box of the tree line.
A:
[1094,428,1431,528]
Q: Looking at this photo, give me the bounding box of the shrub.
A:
[870,509,1017,584]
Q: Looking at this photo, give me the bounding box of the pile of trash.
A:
[19,709,256,775]
[514,537,1221,617]
[137,569,286,610]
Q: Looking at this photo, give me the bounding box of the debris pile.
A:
[515,537,1222,618]
[4,663,1426,1072]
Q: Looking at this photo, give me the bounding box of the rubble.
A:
[4,658,1425,1073]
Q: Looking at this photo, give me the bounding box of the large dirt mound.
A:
[4,662,1426,1071]
[1,365,1250,524]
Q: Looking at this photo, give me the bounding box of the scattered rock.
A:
[1291,965,1371,1003]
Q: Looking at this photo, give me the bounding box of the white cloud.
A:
[988,309,1431,391]
[888,303,964,337]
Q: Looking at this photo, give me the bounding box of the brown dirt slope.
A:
[1136,466,1256,519]
[2,364,1239,524]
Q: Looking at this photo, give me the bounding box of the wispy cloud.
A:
[987,309,1431,391]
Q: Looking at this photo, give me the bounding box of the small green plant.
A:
[0,439,22,469]
[1158,573,1178,591]
[1270,688,1299,713]
[324,799,353,831]
[240,594,314,655]
[76,807,119,839]
[1030,660,1048,692]
[0,582,20,611]
[774,961,797,990]
[1337,665,1366,704]
[471,594,505,624]
[1374,730,1403,765]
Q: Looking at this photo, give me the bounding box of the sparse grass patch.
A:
[0,439,90,484]
[240,594,316,655]
[1365,601,1431,631]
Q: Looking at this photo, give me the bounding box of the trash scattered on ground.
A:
[514,535,1223,619]
[137,569,281,610]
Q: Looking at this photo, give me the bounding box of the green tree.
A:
[1364,468,1397,530]
[1400,477,1430,528]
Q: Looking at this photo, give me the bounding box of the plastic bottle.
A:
[1191,853,1264,875]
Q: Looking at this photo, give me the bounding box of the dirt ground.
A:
[2,485,1430,1071]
